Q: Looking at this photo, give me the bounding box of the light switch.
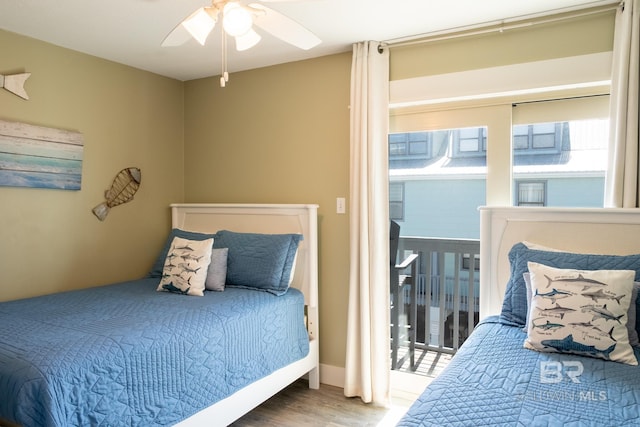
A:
[336,197,346,214]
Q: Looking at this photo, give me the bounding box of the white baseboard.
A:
[318,363,344,388]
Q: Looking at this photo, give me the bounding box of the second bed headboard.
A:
[479,206,640,320]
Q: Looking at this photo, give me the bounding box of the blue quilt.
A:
[398,316,640,427]
[0,279,309,426]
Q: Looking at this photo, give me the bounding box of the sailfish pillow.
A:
[524,261,637,365]
[156,236,213,296]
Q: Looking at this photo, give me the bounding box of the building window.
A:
[452,127,487,157]
[389,182,405,220]
[389,132,431,160]
[516,181,546,206]
[513,122,564,154]
[462,254,480,271]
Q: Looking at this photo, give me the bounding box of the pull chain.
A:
[220,23,229,87]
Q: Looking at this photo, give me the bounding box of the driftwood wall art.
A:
[0,119,84,190]
[92,167,141,221]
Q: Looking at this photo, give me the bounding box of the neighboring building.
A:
[389,120,607,240]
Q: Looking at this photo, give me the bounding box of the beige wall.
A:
[0,30,185,301]
[183,52,352,368]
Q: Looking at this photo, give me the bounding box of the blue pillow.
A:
[148,228,219,278]
[501,242,640,326]
[213,230,303,296]
[637,289,640,338]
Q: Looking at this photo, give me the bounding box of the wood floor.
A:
[230,379,413,427]
[231,349,452,427]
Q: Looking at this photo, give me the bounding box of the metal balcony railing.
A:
[396,236,480,356]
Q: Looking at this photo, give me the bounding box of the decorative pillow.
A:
[156,236,213,296]
[148,228,218,278]
[524,273,640,347]
[213,230,303,296]
[500,242,640,326]
[206,248,228,292]
[524,262,637,365]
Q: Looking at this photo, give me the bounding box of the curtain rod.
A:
[384,0,621,48]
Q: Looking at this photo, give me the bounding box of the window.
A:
[389,132,431,159]
[512,96,609,208]
[389,182,405,221]
[452,127,486,157]
[513,123,564,153]
[516,181,546,206]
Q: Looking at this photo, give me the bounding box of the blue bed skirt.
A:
[398,316,640,427]
[0,279,309,426]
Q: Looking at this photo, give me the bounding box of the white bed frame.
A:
[169,204,320,427]
[479,206,640,320]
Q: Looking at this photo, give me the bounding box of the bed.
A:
[398,207,640,426]
[0,203,319,427]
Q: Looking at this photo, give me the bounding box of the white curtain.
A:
[344,41,390,405]
[605,0,640,207]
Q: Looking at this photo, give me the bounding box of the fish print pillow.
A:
[157,236,213,296]
[524,261,638,365]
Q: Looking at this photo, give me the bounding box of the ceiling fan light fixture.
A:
[182,7,217,45]
[235,28,261,51]
[223,2,254,37]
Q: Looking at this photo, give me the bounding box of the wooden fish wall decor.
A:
[92,167,141,221]
[0,73,31,100]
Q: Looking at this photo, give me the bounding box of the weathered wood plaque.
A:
[0,119,83,190]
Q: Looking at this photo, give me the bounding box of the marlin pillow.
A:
[500,242,640,326]
[524,273,640,346]
[157,236,213,297]
[524,262,637,365]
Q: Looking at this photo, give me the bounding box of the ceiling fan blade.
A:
[161,20,192,47]
[250,3,321,50]
[161,7,218,47]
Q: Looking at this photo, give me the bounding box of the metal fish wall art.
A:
[0,73,30,100]
[92,167,141,221]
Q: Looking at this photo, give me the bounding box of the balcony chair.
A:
[390,220,419,371]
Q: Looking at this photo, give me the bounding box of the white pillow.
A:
[524,261,637,365]
[157,236,213,297]
[522,240,640,346]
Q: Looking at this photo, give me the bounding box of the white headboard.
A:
[479,206,640,320]
[170,204,320,425]
[170,204,319,310]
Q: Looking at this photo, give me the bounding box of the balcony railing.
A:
[395,236,480,361]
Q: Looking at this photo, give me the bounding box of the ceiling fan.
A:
[161,0,321,86]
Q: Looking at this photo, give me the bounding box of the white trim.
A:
[318,363,345,388]
[390,52,612,108]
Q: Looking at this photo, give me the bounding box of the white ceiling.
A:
[0,0,615,82]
